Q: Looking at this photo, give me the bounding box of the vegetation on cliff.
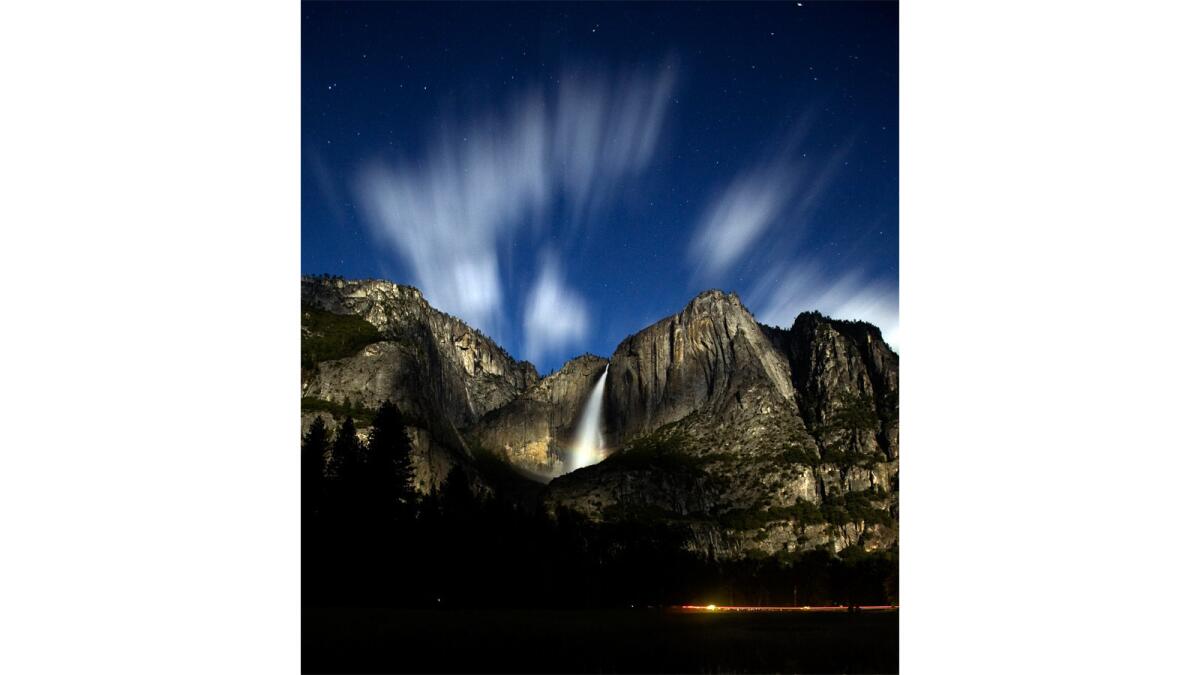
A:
[301,304,382,370]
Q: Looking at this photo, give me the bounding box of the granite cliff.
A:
[467,354,609,480]
[299,276,898,558]
[300,275,538,491]
[544,291,898,559]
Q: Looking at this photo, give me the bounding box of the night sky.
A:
[303,1,897,373]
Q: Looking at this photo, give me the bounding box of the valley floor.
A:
[302,607,898,674]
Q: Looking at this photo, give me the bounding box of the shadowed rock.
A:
[468,354,609,479]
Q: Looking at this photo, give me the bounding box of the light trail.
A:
[677,604,897,613]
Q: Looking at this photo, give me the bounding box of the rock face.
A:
[300,276,539,493]
[298,276,899,559]
[468,354,609,480]
[302,276,538,427]
[762,313,899,463]
[605,290,802,449]
[544,293,899,559]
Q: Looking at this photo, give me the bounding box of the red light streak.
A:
[677,604,897,613]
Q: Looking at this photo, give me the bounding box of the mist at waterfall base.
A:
[568,366,609,472]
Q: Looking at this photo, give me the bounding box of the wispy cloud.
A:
[523,256,590,365]
[687,134,851,281]
[748,262,899,349]
[687,167,794,275]
[686,127,896,346]
[681,117,897,343]
[555,63,676,223]
[356,93,550,335]
[356,61,676,343]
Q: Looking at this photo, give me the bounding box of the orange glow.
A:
[678,604,897,613]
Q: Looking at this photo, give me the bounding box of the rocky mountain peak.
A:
[300,276,898,559]
[532,353,607,391]
[545,290,898,560]
[788,310,890,350]
[684,288,744,310]
[606,288,797,445]
[301,274,542,490]
[302,275,425,328]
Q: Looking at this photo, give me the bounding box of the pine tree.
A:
[301,416,330,516]
[365,401,416,517]
[328,413,360,485]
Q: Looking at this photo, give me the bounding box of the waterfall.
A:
[569,365,609,472]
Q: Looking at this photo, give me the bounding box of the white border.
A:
[902,0,1200,672]
[1,1,299,672]
[3,1,1200,672]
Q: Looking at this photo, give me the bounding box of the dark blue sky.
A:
[303,1,897,373]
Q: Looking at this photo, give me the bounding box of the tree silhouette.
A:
[327,415,364,520]
[365,400,416,518]
[302,410,899,611]
[328,416,360,476]
[301,416,330,517]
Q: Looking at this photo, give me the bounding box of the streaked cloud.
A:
[555,63,676,222]
[523,256,590,365]
[356,61,676,343]
[356,93,549,335]
[748,262,899,349]
[687,136,850,280]
[687,168,793,275]
[688,130,896,346]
